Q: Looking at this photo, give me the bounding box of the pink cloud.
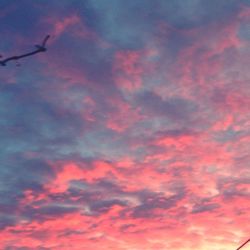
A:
[105,97,143,132]
[112,49,157,92]
[44,14,100,43]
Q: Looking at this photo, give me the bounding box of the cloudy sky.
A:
[0,0,250,249]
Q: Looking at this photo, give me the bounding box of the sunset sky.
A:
[0,1,250,249]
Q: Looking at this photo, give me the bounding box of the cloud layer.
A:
[0,1,249,249]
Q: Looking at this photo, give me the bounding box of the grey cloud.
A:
[0,156,54,228]
[0,214,18,230]
[89,199,126,214]
[192,202,219,214]
[136,91,197,121]
[131,189,186,218]
[83,0,239,49]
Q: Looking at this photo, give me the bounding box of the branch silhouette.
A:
[236,239,250,250]
[0,35,50,66]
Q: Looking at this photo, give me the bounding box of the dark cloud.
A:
[37,204,79,216]
[218,177,250,200]
[241,0,250,6]
[14,203,80,225]
[89,199,126,214]
[0,1,40,35]
[131,189,186,218]
[0,75,88,162]
[5,247,50,250]
[0,214,18,230]
[156,0,238,29]
[136,91,197,121]
[0,156,54,228]
[192,201,219,214]
[82,0,157,49]
[238,21,250,41]
[81,0,240,49]
[0,156,53,198]
[156,128,197,138]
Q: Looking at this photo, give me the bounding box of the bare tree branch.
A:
[236,239,250,250]
[0,35,50,66]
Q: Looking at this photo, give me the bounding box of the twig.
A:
[0,35,50,66]
[236,239,250,250]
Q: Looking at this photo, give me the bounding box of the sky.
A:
[0,0,250,249]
